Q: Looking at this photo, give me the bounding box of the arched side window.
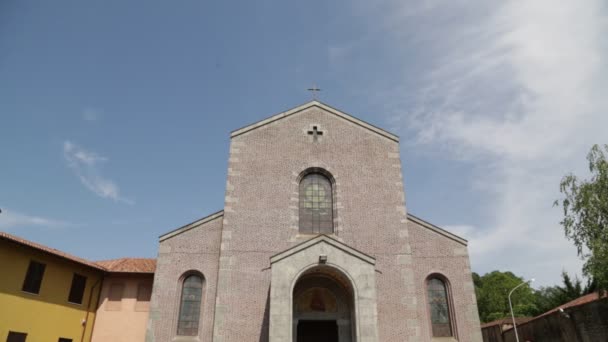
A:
[177,274,204,336]
[427,277,453,337]
[299,172,333,234]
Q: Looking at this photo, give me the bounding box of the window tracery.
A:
[427,277,453,337]
[177,274,204,336]
[299,173,333,234]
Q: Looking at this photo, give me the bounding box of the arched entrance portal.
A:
[292,266,355,342]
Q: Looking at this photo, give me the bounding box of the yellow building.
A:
[0,232,105,342]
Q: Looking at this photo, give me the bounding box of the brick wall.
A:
[408,218,483,341]
[502,298,608,342]
[147,214,223,342]
[214,105,419,341]
[147,102,482,342]
[481,325,504,342]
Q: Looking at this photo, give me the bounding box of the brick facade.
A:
[409,217,483,341]
[147,212,223,342]
[147,101,482,342]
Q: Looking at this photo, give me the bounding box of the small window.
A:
[6,331,27,342]
[427,277,453,337]
[105,283,124,311]
[58,338,72,342]
[177,274,203,336]
[22,260,46,294]
[136,283,152,302]
[135,282,152,311]
[68,273,87,304]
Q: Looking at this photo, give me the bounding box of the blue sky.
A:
[1,1,607,287]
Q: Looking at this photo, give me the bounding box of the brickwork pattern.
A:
[147,215,223,342]
[501,297,608,342]
[408,219,483,341]
[215,106,418,341]
[147,103,482,342]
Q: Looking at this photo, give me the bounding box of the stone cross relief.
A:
[307,126,324,142]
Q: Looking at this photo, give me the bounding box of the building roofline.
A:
[270,234,376,265]
[499,293,606,332]
[159,210,224,242]
[0,231,107,271]
[406,213,468,246]
[230,100,399,142]
[480,317,533,329]
[95,257,156,274]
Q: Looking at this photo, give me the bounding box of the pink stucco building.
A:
[92,258,155,342]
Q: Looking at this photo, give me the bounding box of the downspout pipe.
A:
[81,277,103,342]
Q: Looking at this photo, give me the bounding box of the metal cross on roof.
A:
[307,85,321,99]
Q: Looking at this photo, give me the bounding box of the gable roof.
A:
[157,211,468,247]
[407,213,468,246]
[270,234,376,266]
[96,258,156,273]
[159,210,224,242]
[230,101,399,142]
[0,231,106,271]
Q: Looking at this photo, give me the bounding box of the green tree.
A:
[533,271,596,313]
[534,285,563,313]
[474,271,537,323]
[555,144,608,291]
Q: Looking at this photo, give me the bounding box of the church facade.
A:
[146,101,482,342]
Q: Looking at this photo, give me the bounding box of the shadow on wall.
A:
[259,287,270,342]
[497,297,608,342]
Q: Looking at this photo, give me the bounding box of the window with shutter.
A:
[22,261,46,294]
[7,331,27,342]
[68,273,87,304]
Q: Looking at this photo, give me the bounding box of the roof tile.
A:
[96,258,156,273]
[0,231,156,274]
[0,231,106,271]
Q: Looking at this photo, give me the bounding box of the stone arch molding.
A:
[269,235,379,342]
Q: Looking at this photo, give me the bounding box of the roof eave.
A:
[0,233,107,271]
[159,210,224,242]
[270,234,376,265]
[230,101,399,142]
[407,213,469,246]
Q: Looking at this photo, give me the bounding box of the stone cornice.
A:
[230,101,399,142]
[270,234,376,265]
[159,210,224,242]
[407,213,468,246]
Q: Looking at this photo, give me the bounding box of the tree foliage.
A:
[533,272,596,313]
[474,271,536,323]
[474,271,595,323]
[555,144,608,291]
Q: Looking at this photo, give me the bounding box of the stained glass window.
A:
[299,173,333,234]
[177,274,203,336]
[427,277,453,337]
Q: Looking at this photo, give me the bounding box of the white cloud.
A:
[443,225,476,238]
[417,1,608,285]
[83,108,101,122]
[0,208,70,230]
[340,0,608,285]
[63,141,133,204]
